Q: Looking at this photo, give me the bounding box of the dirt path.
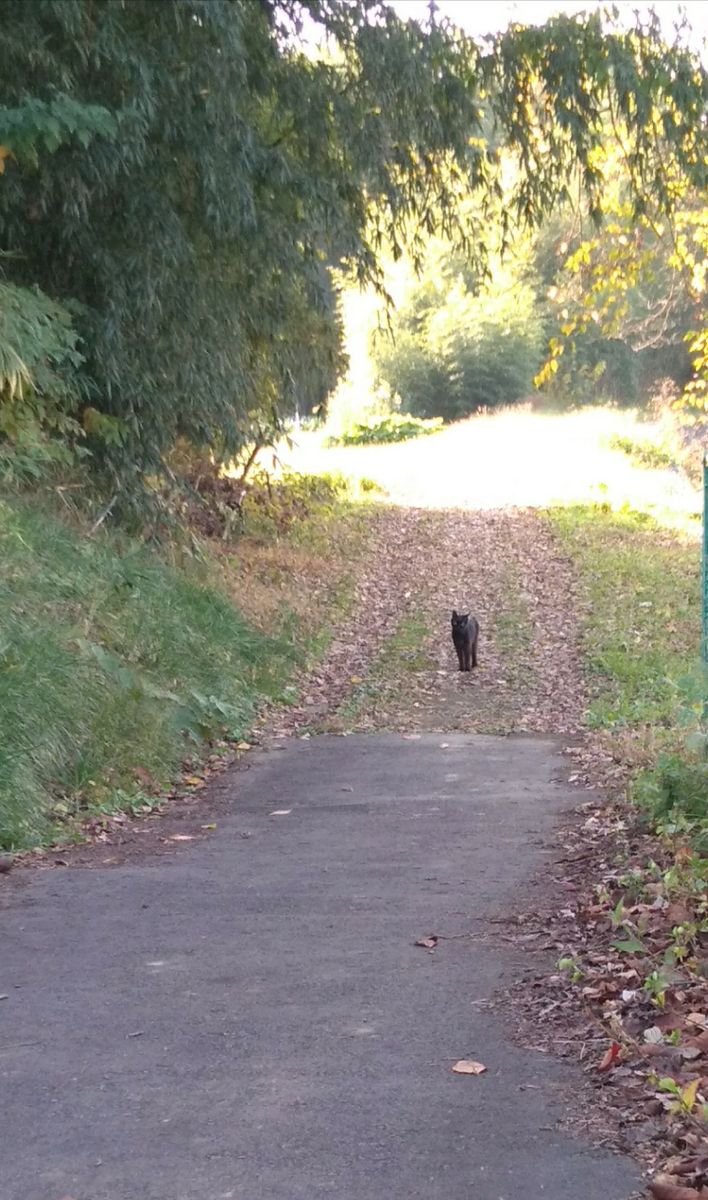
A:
[268,505,587,740]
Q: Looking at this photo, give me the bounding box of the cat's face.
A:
[451,610,469,631]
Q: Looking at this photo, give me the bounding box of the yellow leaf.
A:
[0,145,11,175]
[681,1078,699,1110]
[184,775,205,788]
[201,823,217,830]
[350,675,363,684]
[236,741,251,751]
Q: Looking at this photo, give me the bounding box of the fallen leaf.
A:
[612,936,646,954]
[674,846,695,866]
[649,1175,707,1199]
[350,676,363,684]
[681,1078,700,1110]
[414,936,438,950]
[133,766,155,788]
[270,809,292,816]
[597,1041,622,1071]
[201,823,217,830]
[184,776,206,788]
[686,1013,708,1030]
[452,1059,487,1075]
[680,1046,702,1061]
[167,834,196,842]
[237,742,251,751]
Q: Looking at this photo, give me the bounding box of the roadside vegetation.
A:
[548,501,706,845]
[0,473,369,850]
[326,413,443,447]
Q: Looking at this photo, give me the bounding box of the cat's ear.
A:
[451,610,458,619]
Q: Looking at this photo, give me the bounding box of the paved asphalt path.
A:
[1,733,640,1200]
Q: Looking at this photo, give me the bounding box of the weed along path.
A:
[0,508,644,1200]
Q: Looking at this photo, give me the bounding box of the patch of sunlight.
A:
[276,406,703,537]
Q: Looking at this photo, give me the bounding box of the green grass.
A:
[547,504,701,730]
[0,485,361,850]
[548,503,706,849]
[607,433,676,472]
[336,611,433,725]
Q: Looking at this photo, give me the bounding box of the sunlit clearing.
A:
[278,406,702,536]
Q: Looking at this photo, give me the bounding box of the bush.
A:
[633,668,708,850]
[0,281,86,482]
[185,466,352,540]
[327,413,443,446]
[608,434,675,470]
[374,271,546,421]
[635,753,708,825]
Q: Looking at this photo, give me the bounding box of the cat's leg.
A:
[464,645,471,671]
[472,636,478,669]
[456,646,465,671]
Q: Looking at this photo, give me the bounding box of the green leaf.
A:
[612,936,647,954]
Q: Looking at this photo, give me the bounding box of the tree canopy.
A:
[1,0,706,504]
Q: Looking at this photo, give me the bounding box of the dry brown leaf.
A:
[414,936,438,950]
[649,1175,708,1200]
[452,1059,487,1075]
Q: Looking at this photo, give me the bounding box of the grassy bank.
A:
[0,476,367,850]
[547,503,706,840]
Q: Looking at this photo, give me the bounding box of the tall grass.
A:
[0,496,308,848]
[548,503,705,850]
[547,504,700,731]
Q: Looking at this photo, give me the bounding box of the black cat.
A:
[451,610,479,672]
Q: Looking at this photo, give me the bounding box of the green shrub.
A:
[327,413,443,446]
[238,469,351,538]
[374,272,546,421]
[0,281,87,481]
[635,753,708,824]
[608,433,675,470]
[633,669,707,849]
